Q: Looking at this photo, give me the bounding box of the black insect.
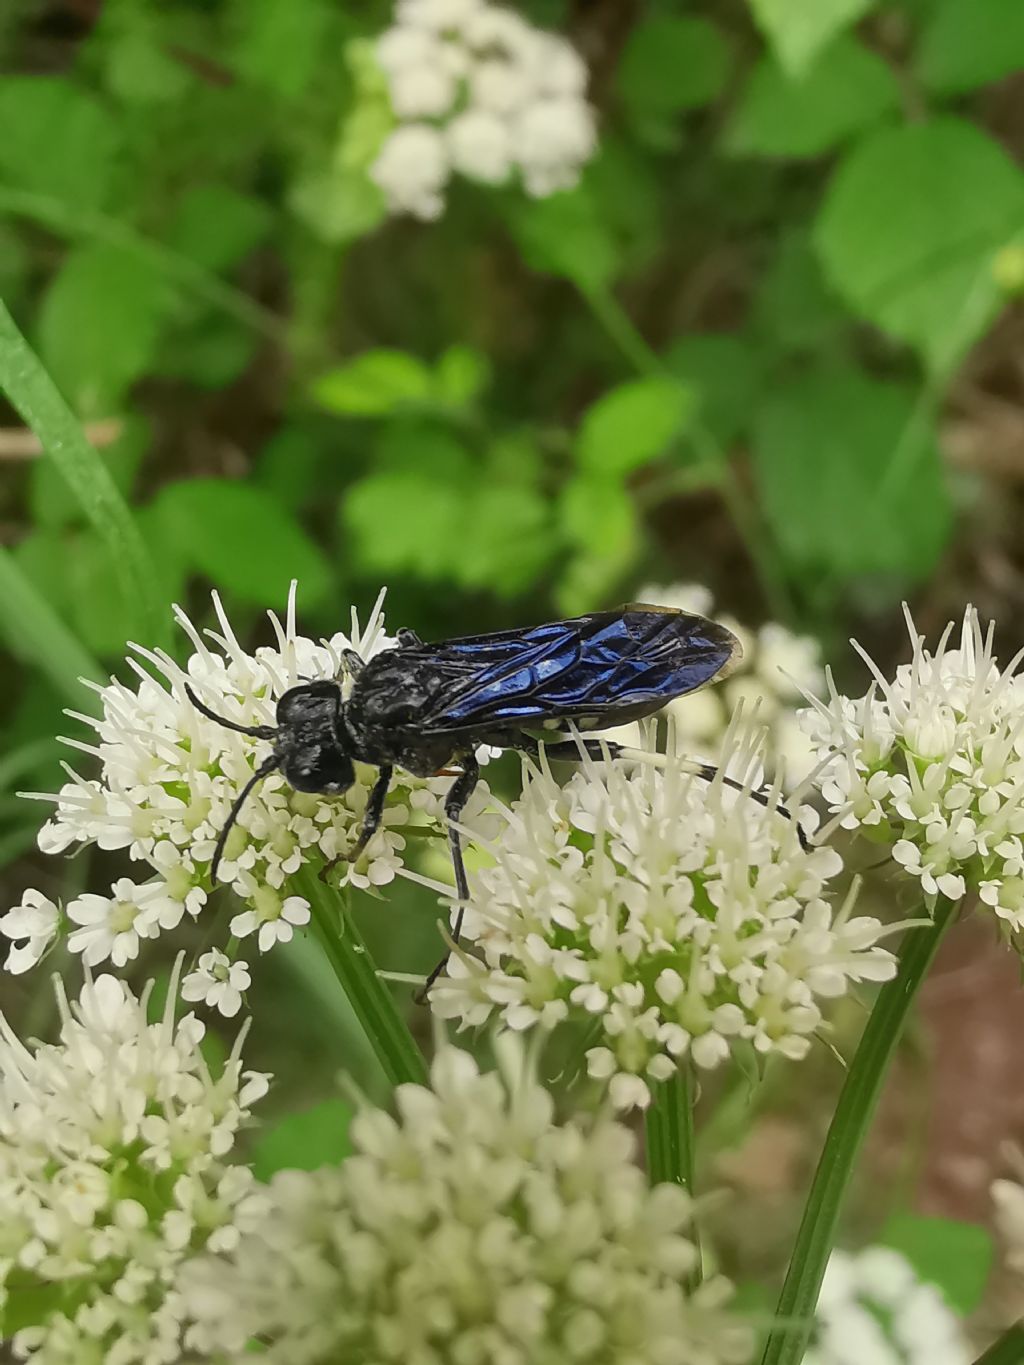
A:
[187,605,797,996]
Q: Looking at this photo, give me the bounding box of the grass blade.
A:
[0,297,165,644]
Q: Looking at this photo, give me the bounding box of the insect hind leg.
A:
[513,734,809,852]
[416,752,480,1003]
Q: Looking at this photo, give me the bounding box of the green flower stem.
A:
[975,1325,1024,1365]
[295,868,428,1090]
[760,897,958,1365]
[0,297,165,646]
[645,1063,701,1289]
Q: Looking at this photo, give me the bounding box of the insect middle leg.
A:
[417,751,480,1001]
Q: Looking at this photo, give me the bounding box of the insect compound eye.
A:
[276,681,342,727]
[282,748,355,796]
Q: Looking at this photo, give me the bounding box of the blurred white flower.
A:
[16,585,490,972]
[182,949,251,1018]
[0,962,269,1364]
[0,888,59,973]
[634,583,825,790]
[428,717,896,1109]
[370,122,451,220]
[802,606,1024,918]
[181,1038,753,1364]
[372,0,596,218]
[447,107,513,183]
[804,1247,969,1365]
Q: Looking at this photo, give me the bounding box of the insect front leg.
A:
[349,764,393,860]
[396,627,423,648]
[417,752,480,1001]
[318,765,393,883]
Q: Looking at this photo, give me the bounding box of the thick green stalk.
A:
[760,898,957,1365]
[975,1325,1024,1365]
[645,1064,701,1288]
[295,869,428,1089]
[0,299,164,645]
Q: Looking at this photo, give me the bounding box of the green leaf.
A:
[343,472,468,579]
[0,545,103,703]
[158,314,256,389]
[617,17,732,116]
[751,366,951,579]
[252,1098,353,1181]
[577,378,693,476]
[0,76,123,209]
[816,118,1024,369]
[377,418,474,481]
[728,36,899,159]
[880,1214,993,1315]
[233,0,332,98]
[101,23,194,106]
[460,485,554,597]
[917,0,1024,94]
[510,185,619,291]
[434,345,491,408]
[560,476,637,555]
[289,166,387,246]
[746,0,876,76]
[664,334,764,446]
[254,425,325,511]
[149,478,332,607]
[753,231,847,351]
[36,243,170,414]
[312,349,434,416]
[167,185,272,272]
[16,528,132,658]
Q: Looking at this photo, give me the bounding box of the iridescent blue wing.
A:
[406,606,740,736]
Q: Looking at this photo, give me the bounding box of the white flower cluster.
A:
[636,583,825,790]
[801,607,1024,922]
[371,0,596,218]
[803,1247,969,1365]
[0,965,270,1365]
[5,588,488,980]
[429,720,897,1109]
[181,1040,753,1365]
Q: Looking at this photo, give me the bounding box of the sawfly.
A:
[188,605,800,994]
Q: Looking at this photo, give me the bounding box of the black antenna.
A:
[184,685,280,882]
[210,755,279,883]
[185,685,276,740]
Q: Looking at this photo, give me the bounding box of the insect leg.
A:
[210,755,280,883]
[317,765,393,884]
[396,627,423,648]
[349,765,393,861]
[417,752,480,1001]
[513,735,810,852]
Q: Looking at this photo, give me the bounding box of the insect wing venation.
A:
[404,608,739,736]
